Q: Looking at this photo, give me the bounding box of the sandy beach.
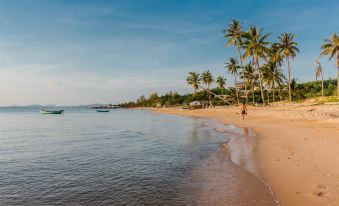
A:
[153,102,339,206]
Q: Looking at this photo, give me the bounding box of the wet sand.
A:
[181,125,277,206]
[153,103,339,206]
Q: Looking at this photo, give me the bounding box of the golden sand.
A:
[152,103,339,206]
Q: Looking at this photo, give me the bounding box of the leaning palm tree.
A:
[201,70,214,106]
[315,59,324,97]
[242,63,257,104]
[242,26,270,104]
[186,71,201,93]
[186,71,231,105]
[320,33,339,96]
[216,76,226,94]
[262,61,286,102]
[226,57,241,103]
[224,20,248,102]
[278,33,299,101]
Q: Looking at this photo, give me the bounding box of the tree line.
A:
[119,20,339,107]
[118,78,338,108]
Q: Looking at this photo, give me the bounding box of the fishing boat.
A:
[96,110,110,112]
[40,109,64,114]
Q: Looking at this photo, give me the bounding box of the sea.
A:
[0,107,277,205]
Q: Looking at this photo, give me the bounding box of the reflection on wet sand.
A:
[227,127,259,175]
[181,122,278,206]
[182,148,277,206]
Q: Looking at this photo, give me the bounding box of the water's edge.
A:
[152,111,280,205]
[218,123,281,206]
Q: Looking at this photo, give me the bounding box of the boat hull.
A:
[96,110,110,112]
[40,109,64,114]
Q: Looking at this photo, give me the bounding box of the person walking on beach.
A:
[241,101,247,120]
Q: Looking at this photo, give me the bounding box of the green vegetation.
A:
[119,20,339,108]
[118,79,338,108]
[320,33,339,96]
[226,57,240,103]
[278,33,299,101]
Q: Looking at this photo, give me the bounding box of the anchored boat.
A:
[40,109,64,114]
[96,110,110,112]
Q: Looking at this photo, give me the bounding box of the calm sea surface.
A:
[0,108,277,205]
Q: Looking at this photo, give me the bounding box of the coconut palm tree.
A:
[262,61,286,102]
[268,43,283,66]
[201,70,214,106]
[315,59,324,97]
[242,63,257,104]
[278,33,299,101]
[320,33,339,96]
[186,71,201,93]
[186,72,231,105]
[290,78,298,99]
[224,20,243,51]
[216,76,226,94]
[224,20,249,102]
[226,57,241,103]
[242,26,270,104]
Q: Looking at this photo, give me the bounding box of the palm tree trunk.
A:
[198,85,231,105]
[238,47,248,103]
[209,93,211,107]
[252,87,255,104]
[255,56,266,104]
[337,57,339,97]
[234,75,239,103]
[287,57,292,101]
[272,82,275,102]
[267,90,270,104]
[321,72,324,97]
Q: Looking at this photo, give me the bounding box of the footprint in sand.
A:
[312,185,328,198]
[312,191,325,197]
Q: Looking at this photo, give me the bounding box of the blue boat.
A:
[96,110,110,112]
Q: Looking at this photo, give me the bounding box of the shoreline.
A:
[151,104,339,206]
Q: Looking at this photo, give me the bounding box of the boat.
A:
[96,110,110,112]
[40,109,64,114]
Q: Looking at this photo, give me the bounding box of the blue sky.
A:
[0,0,338,106]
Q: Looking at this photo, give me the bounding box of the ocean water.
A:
[0,108,277,205]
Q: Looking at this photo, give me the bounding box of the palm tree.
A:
[226,57,241,103]
[262,61,286,102]
[224,20,243,51]
[216,76,226,94]
[320,33,339,96]
[242,26,270,104]
[186,72,231,105]
[315,59,324,97]
[224,20,248,102]
[186,71,201,93]
[268,43,283,66]
[290,78,298,99]
[242,63,257,104]
[278,33,299,101]
[201,70,214,106]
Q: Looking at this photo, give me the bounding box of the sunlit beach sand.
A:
[153,102,339,206]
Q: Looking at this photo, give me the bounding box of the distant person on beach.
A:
[241,102,247,120]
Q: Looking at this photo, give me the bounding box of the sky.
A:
[0,0,339,106]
